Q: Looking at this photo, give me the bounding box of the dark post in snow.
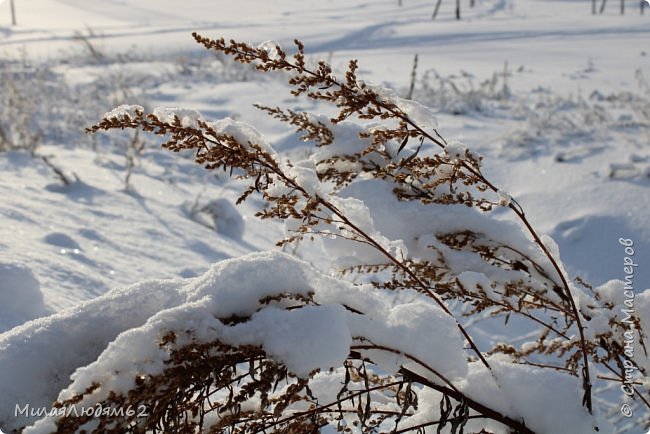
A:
[406,54,418,100]
[10,0,16,25]
[432,0,442,19]
[596,0,627,15]
[430,0,466,21]
[643,0,646,15]
[592,0,597,14]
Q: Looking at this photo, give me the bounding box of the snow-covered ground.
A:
[0,0,648,432]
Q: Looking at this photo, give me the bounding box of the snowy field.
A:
[0,0,649,432]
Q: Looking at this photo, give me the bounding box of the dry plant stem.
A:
[486,298,569,338]
[197,35,594,410]
[391,415,487,434]
[192,35,587,319]
[211,33,595,409]
[602,361,650,409]
[381,66,593,411]
[520,360,573,373]
[40,155,72,186]
[350,344,536,433]
[399,367,535,434]
[380,87,588,368]
[317,198,493,369]
[507,201,593,411]
[242,139,491,369]
[340,347,535,433]
[246,381,403,433]
[160,115,491,372]
[172,122,500,414]
[384,106,598,409]
[351,344,460,392]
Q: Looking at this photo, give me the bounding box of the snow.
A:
[337,179,546,266]
[348,298,467,380]
[208,117,276,154]
[0,252,463,432]
[152,107,203,128]
[445,140,469,159]
[459,357,613,434]
[0,263,49,330]
[225,304,351,376]
[365,82,439,130]
[457,270,495,297]
[257,40,283,61]
[0,251,599,431]
[284,160,323,196]
[190,197,246,239]
[0,277,185,431]
[103,104,144,121]
[0,0,649,432]
[398,355,616,434]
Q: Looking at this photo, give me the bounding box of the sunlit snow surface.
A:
[0,0,649,432]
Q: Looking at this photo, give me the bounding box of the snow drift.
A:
[0,251,615,433]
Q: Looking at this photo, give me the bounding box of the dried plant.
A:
[123,129,146,190]
[0,60,45,155]
[416,67,512,115]
[69,34,650,433]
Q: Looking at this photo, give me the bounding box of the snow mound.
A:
[0,277,184,431]
[0,263,48,331]
[0,251,611,433]
[43,232,82,251]
[192,198,245,239]
[461,358,611,434]
[1,251,466,433]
